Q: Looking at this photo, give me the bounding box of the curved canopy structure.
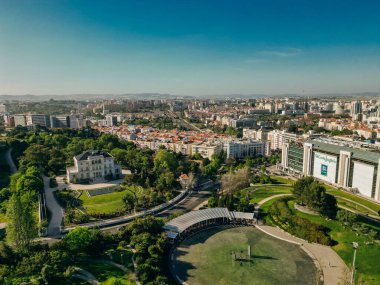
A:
[164,208,255,239]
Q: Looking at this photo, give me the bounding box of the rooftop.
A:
[75,150,112,161]
[164,208,254,234]
[307,140,380,164]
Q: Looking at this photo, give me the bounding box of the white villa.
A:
[66,150,121,183]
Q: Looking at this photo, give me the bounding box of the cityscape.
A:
[0,1,380,285]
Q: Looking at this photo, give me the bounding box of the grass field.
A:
[172,226,319,285]
[336,197,377,216]
[286,200,380,285]
[245,185,292,204]
[270,175,294,185]
[79,189,131,215]
[327,189,380,214]
[80,261,135,285]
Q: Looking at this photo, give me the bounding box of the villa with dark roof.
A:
[66,150,121,183]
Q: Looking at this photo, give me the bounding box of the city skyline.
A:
[1,0,380,95]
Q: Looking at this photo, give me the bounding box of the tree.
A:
[122,193,136,213]
[153,150,178,173]
[221,167,250,194]
[292,177,338,217]
[63,227,95,253]
[21,145,50,168]
[320,194,338,219]
[6,194,36,252]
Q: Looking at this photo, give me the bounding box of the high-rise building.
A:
[0,104,8,114]
[14,114,27,126]
[50,115,70,128]
[26,114,50,127]
[351,101,362,116]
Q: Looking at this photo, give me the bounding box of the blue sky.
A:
[0,0,379,95]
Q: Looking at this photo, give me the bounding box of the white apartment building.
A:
[243,128,269,141]
[224,140,270,159]
[191,142,223,160]
[66,150,121,183]
[270,130,300,150]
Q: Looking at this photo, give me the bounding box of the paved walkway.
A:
[256,225,349,285]
[43,176,64,237]
[256,193,292,208]
[5,147,17,173]
[72,267,99,285]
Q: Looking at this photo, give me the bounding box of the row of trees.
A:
[208,192,254,212]
[5,166,44,253]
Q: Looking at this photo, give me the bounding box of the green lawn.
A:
[173,226,319,285]
[336,197,377,216]
[270,175,294,185]
[242,185,292,204]
[79,259,136,285]
[287,200,380,285]
[327,189,380,213]
[79,189,131,215]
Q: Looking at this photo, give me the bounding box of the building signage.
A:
[321,164,328,176]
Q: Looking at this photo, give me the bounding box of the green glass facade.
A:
[288,144,304,172]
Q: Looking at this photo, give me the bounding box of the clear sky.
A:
[1,0,379,96]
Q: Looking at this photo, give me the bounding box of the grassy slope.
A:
[327,189,380,213]
[288,199,380,285]
[79,189,131,215]
[241,185,292,204]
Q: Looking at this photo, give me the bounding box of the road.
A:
[165,110,202,132]
[102,184,216,234]
[157,190,212,218]
[43,176,64,237]
[5,147,17,174]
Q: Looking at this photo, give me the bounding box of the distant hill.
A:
[0,92,379,102]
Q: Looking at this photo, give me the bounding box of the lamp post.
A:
[351,242,358,285]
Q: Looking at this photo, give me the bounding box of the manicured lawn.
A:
[287,200,380,285]
[79,189,131,215]
[243,185,292,204]
[80,259,136,285]
[336,198,377,216]
[327,189,380,213]
[270,175,294,185]
[173,226,319,285]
